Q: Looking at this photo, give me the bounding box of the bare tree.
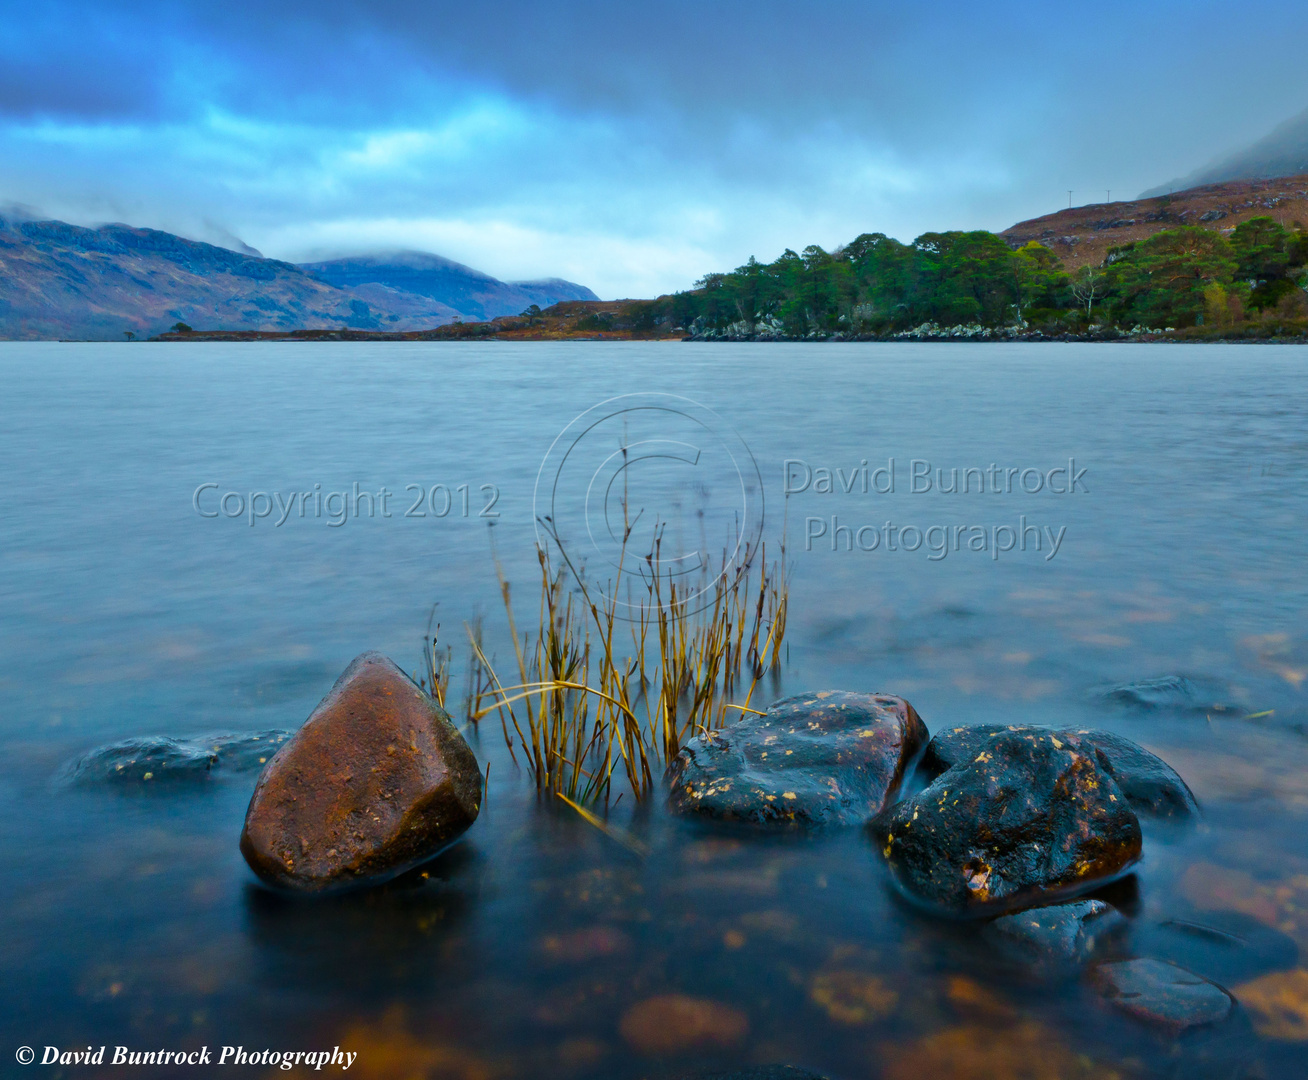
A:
[1069,265,1109,318]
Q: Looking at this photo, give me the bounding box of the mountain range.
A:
[0,215,596,340]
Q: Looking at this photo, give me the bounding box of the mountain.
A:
[1001,174,1308,270]
[1143,108,1308,197]
[0,216,596,340]
[298,252,598,321]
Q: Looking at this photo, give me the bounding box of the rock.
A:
[668,691,927,826]
[921,724,1198,820]
[618,994,748,1054]
[1232,968,1308,1041]
[882,1020,1114,1080]
[683,1069,829,1080]
[982,900,1125,976]
[871,727,1142,915]
[1134,911,1299,985]
[1092,958,1233,1031]
[239,652,482,892]
[1090,675,1233,715]
[69,730,292,786]
[808,970,899,1024]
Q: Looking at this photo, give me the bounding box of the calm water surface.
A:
[1,342,1307,1079]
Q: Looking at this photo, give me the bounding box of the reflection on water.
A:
[1,342,1307,1078]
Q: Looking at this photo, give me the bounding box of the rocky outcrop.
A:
[871,727,1142,915]
[668,692,928,826]
[1092,958,1234,1031]
[982,900,1125,976]
[240,652,482,892]
[69,730,292,786]
[921,724,1198,820]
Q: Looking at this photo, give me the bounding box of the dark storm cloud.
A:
[3,1,1307,296]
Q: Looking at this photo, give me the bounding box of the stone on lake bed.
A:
[982,900,1125,976]
[871,727,1142,915]
[240,651,482,892]
[69,730,292,786]
[1092,958,1233,1031]
[619,994,749,1054]
[922,724,1198,820]
[667,691,928,826]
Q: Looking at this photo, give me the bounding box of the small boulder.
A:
[871,728,1142,915]
[668,692,927,826]
[982,900,1125,976]
[1090,675,1233,715]
[922,724,1198,820]
[69,730,292,786]
[1092,958,1233,1031]
[240,652,482,892]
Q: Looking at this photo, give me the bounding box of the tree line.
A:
[638,217,1308,337]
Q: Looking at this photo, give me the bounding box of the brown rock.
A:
[1234,968,1308,1041]
[240,652,482,891]
[668,691,928,826]
[619,994,748,1054]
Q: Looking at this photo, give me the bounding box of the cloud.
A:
[2,1,1308,296]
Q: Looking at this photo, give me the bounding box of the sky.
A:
[2,1,1307,298]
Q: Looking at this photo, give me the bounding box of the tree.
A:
[1010,242,1067,321]
[1106,227,1237,327]
[1069,265,1109,317]
[171,322,193,333]
[123,330,136,341]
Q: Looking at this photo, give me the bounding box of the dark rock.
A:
[69,730,292,786]
[240,652,482,892]
[871,728,1142,915]
[1091,675,1233,715]
[982,900,1125,975]
[922,724,1198,820]
[1134,911,1299,985]
[1092,958,1233,1031]
[668,691,927,826]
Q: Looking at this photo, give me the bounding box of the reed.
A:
[467,515,788,805]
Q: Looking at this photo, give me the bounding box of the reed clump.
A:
[467,520,787,806]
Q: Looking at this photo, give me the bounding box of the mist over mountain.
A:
[0,218,595,340]
[1142,107,1308,197]
[298,252,598,321]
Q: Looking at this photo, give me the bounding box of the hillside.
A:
[0,216,595,340]
[299,252,597,322]
[1144,108,1308,197]
[1001,175,1308,271]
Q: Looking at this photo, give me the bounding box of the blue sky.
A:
[2,1,1306,297]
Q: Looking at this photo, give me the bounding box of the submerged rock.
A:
[619,994,749,1054]
[1092,958,1233,1031]
[1134,911,1299,986]
[683,1069,830,1080]
[69,730,292,786]
[922,724,1198,820]
[668,691,928,826]
[982,900,1125,976]
[1091,675,1233,715]
[240,652,482,892]
[871,727,1142,915]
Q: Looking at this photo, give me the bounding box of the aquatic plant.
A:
[466,515,788,806]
